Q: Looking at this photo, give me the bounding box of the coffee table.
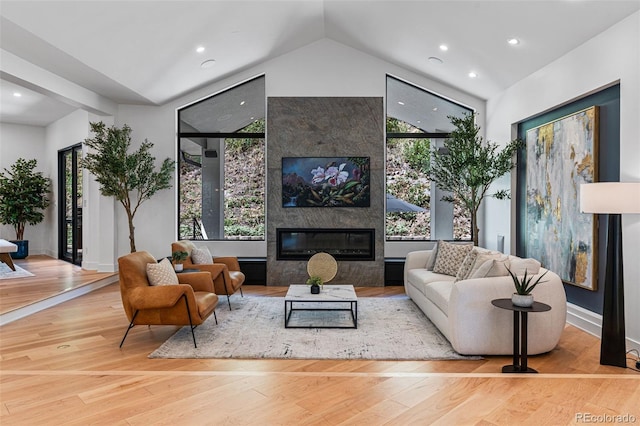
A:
[284,284,358,329]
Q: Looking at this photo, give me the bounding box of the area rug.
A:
[0,263,34,279]
[149,296,480,360]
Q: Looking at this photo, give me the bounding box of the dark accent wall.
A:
[516,84,620,314]
[266,97,385,286]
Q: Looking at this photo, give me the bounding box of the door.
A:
[58,144,83,265]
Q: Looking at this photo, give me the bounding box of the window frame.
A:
[177,75,266,241]
[385,74,473,242]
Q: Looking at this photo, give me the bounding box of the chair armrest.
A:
[178,271,215,293]
[128,285,192,310]
[183,262,225,279]
[214,256,241,271]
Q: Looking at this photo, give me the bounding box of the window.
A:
[177,76,265,240]
[386,75,472,241]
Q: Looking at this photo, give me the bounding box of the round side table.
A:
[491,298,551,373]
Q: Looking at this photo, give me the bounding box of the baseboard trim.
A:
[0,275,118,326]
[566,302,640,353]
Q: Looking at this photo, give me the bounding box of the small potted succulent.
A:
[507,268,548,307]
[171,250,189,272]
[306,275,323,294]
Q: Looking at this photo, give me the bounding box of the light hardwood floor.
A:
[0,257,638,425]
[0,255,115,314]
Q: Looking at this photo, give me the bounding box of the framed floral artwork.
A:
[282,157,370,207]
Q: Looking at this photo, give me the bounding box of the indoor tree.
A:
[0,158,51,242]
[81,122,175,253]
[427,112,522,246]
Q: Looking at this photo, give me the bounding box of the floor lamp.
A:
[580,182,640,368]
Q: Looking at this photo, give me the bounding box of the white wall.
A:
[0,123,49,252]
[117,39,485,260]
[44,110,117,271]
[485,12,640,349]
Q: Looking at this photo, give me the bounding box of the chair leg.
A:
[213,310,218,325]
[222,275,232,310]
[182,294,198,348]
[119,310,139,348]
[239,287,243,297]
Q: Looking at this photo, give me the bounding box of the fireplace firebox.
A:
[277,228,375,261]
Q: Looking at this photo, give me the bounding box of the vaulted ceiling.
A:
[1,0,639,126]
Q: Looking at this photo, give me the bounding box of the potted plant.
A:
[427,112,522,245]
[81,122,175,253]
[171,251,189,272]
[306,275,323,294]
[0,158,51,258]
[507,268,549,307]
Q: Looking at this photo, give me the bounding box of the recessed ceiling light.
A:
[240,101,246,106]
[200,59,216,69]
[439,44,448,51]
[196,46,205,53]
[13,92,22,97]
[432,107,438,111]
[508,38,520,45]
[428,56,443,65]
[468,71,478,78]
[397,101,405,106]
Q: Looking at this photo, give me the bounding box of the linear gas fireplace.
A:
[277,228,375,261]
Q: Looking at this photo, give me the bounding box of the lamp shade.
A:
[580,182,640,214]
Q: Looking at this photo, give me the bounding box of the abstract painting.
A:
[282,157,370,207]
[525,106,599,290]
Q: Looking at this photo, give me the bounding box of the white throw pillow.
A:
[466,252,508,278]
[508,257,541,276]
[191,246,214,264]
[432,241,473,277]
[146,258,179,286]
[469,257,511,279]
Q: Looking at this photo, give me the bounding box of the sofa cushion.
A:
[146,258,179,286]
[508,257,541,276]
[423,280,453,315]
[191,246,214,264]
[407,269,454,296]
[432,241,473,276]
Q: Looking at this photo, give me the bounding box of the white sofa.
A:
[404,247,567,355]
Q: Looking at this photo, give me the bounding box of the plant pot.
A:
[310,283,320,294]
[10,240,28,259]
[174,263,184,272]
[512,293,534,308]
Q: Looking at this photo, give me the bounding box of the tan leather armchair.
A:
[118,251,219,348]
[172,240,245,310]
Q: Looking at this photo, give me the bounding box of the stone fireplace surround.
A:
[267,97,385,286]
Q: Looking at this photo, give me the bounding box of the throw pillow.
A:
[191,246,214,264]
[455,248,481,282]
[508,257,541,276]
[466,252,508,278]
[146,258,179,286]
[454,247,502,281]
[425,241,440,270]
[432,241,473,276]
[468,257,511,279]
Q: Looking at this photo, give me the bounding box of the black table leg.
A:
[513,310,519,368]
